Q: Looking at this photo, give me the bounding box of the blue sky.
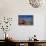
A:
[19,15,33,21]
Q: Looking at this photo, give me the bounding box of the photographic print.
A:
[18,15,33,25]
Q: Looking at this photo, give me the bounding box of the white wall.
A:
[44,16,46,40]
[0,0,46,40]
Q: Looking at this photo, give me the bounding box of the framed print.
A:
[18,15,33,25]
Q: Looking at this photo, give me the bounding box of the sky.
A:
[19,15,33,21]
